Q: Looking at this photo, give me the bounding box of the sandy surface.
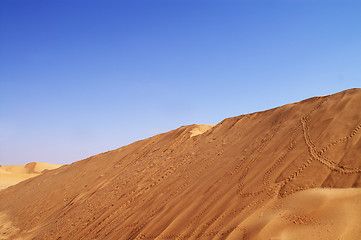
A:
[0,162,62,190]
[232,188,361,240]
[0,88,360,239]
[190,124,215,137]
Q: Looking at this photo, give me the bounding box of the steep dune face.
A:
[0,89,360,239]
[0,162,62,190]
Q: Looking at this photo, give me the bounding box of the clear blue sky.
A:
[1,0,360,165]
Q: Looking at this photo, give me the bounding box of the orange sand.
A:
[0,88,360,239]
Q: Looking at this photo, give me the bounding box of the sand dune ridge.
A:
[0,88,360,239]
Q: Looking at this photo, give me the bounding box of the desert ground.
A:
[0,162,62,190]
[0,88,360,239]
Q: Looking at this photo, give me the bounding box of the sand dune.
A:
[0,162,62,190]
[231,188,361,240]
[189,124,215,137]
[0,88,360,239]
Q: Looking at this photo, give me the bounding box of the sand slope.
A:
[230,188,361,240]
[0,88,360,239]
[0,162,62,190]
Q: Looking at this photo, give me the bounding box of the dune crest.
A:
[0,88,360,239]
[190,124,215,137]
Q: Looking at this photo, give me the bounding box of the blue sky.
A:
[1,0,360,165]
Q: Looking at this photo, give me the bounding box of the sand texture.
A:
[0,88,360,239]
[0,162,62,190]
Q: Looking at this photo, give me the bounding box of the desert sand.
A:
[0,88,360,239]
[0,162,62,190]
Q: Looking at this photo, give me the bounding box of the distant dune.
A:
[0,88,360,239]
[0,162,62,190]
